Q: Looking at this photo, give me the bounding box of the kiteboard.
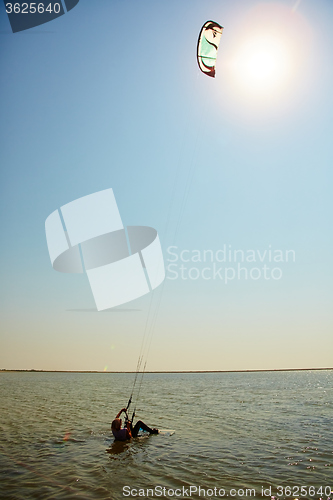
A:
[157,429,175,436]
[136,429,175,438]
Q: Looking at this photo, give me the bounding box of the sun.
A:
[232,36,291,95]
[219,3,313,113]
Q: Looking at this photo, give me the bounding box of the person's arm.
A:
[125,420,132,439]
[115,407,128,419]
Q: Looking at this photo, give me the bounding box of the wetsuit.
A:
[112,421,157,441]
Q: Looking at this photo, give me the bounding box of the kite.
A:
[197,20,224,78]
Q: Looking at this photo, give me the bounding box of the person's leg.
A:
[132,420,158,437]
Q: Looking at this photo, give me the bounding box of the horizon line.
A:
[1,367,332,374]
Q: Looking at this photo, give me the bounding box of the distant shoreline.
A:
[1,368,332,374]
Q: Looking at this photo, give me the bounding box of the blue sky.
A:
[0,0,332,371]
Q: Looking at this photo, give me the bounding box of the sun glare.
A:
[220,3,313,113]
[233,36,290,94]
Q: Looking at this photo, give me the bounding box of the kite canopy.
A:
[197,20,223,78]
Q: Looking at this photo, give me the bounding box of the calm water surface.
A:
[0,371,332,499]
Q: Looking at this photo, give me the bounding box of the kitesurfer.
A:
[111,407,158,441]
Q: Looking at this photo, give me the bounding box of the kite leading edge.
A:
[197,20,224,78]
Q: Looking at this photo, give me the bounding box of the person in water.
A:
[111,407,158,441]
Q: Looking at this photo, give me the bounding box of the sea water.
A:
[0,370,332,500]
